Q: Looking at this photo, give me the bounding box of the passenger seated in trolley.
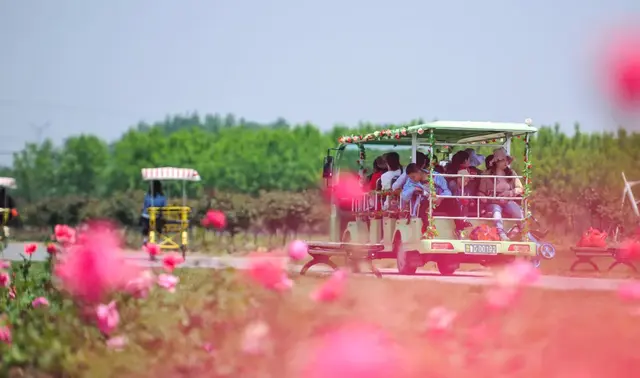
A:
[401,162,468,239]
[139,180,167,245]
[477,148,525,241]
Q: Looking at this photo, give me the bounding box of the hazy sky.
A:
[1,0,639,162]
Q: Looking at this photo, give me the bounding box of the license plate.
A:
[465,244,498,254]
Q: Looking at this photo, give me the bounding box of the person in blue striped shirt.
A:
[401,163,469,239]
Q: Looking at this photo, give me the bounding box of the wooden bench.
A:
[301,241,385,278]
[569,246,637,272]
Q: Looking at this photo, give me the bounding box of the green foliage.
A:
[4,113,640,239]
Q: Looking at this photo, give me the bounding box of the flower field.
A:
[2,221,640,377]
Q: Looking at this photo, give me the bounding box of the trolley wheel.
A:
[436,260,459,276]
[393,233,418,275]
[181,245,187,259]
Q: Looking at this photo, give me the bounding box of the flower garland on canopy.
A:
[424,128,438,239]
[522,133,533,241]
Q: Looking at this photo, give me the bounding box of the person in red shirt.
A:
[367,156,387,191]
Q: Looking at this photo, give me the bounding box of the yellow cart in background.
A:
[141,167,201,258]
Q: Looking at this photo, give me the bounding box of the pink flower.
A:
[24,243,37,256]
[0,272,10,288]
[125,270,155,299]
[426,306,457,336]
[0,260,9,270]
[96,301,120,335]
[619,239,640,260]
[618,281,640,301]
[8,287,15,300]
[54,224,76,246]
[241,321,270,355]
[0,325,11,345]
[106,335,128,350]
[288,240,308,261]
[46,243,57,255]
[203,342,215,354]
[144,243,160,257]
[32,297,50,308]
[162,253,184,273]
[310,269,347,303]
[303,323,407,378]
[54,221,140,303]
[157,274,179,293]
[245,254,293,292]
[327,173,366,211]
[202,210,227,229]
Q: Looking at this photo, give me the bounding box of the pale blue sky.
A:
[1,0,639,162]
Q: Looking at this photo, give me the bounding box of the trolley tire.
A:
[394,233,418,275]
[437,261,458,276]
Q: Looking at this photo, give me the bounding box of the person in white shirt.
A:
[379,152,403,190]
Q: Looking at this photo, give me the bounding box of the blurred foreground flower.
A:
[310,269,347,303]
[0,260,9,269]
[241,321,270,355]
[303,323,408,378]
[618,281,640,301]
[619,238,640,260]
[32,297,49,308]
[96,301,120,335]
[0,325,11,345]
[486,259,539,310]
[603,29,640,108]
[327,172,366,210]
[54,221,140,303]
[162,253,184,273]
[245,254,293,292]
[0,272,10,288]
[288,240,308,261]
[157,274,179,293]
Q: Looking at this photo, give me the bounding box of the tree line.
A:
[3,113,640,239]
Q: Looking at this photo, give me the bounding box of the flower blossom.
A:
[0,260,9,270]
[157,274,179,293]
[125,270,155,299]
[202,210,227,229]
[310,269,347,303]
[54,224,76,246]
[145,243,160,258]
[0,325,11,345]
[32,297,50,308]
[54,221,140,303]
[46,243,58,255]
[24,243,37,256]
[162,253,184,273]
[245,254,293,292]
[96,301,120,335]
[288,240,308,261]
[0,272,10,288]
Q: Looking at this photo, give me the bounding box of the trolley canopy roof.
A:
[337,120,538,146]
[141,167,201,182]
[0,177,16,189]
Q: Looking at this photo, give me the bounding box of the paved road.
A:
[1,242,631,292]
